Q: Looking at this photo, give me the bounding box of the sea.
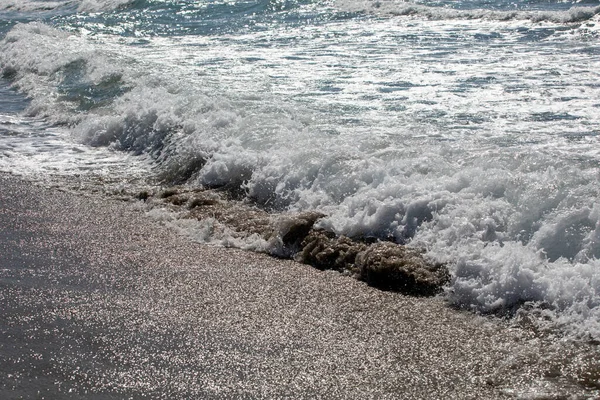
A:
[1,0,600,342]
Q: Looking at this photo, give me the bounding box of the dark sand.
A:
[0,174,595,399]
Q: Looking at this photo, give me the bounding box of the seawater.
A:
[1,0,600,338]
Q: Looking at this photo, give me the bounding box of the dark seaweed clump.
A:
[296,229,448,296]
[144,187,450,297]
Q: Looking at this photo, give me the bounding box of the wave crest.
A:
[337,0,600,24]
[0,0,137,13]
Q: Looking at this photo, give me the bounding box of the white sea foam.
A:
[0,1,74,12]
[0,0,133,13]
[572,12,600,36]
[337,0,600,23]
[77,0,134,12]
[1,19,600,338]
[0,113,150,183]
[145,207,271,252]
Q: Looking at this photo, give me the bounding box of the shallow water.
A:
[1,0,600,340]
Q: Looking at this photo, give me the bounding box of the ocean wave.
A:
[0,0,74,12]
[337,0,600,23]
[0,0,136,13]
[77,0,137,12]
[2,22,600,339]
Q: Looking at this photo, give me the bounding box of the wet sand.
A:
[0,174,593,399]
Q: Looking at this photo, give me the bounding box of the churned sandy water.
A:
[1,173,598,399]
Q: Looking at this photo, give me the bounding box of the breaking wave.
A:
[0,0,136,13]
[337,0,600,23]
[2,19,600,339]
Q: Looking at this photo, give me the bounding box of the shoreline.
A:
[0,173,597,398]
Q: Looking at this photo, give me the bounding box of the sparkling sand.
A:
[1,174,597,399]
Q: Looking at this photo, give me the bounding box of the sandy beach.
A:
[0,173,597,399]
